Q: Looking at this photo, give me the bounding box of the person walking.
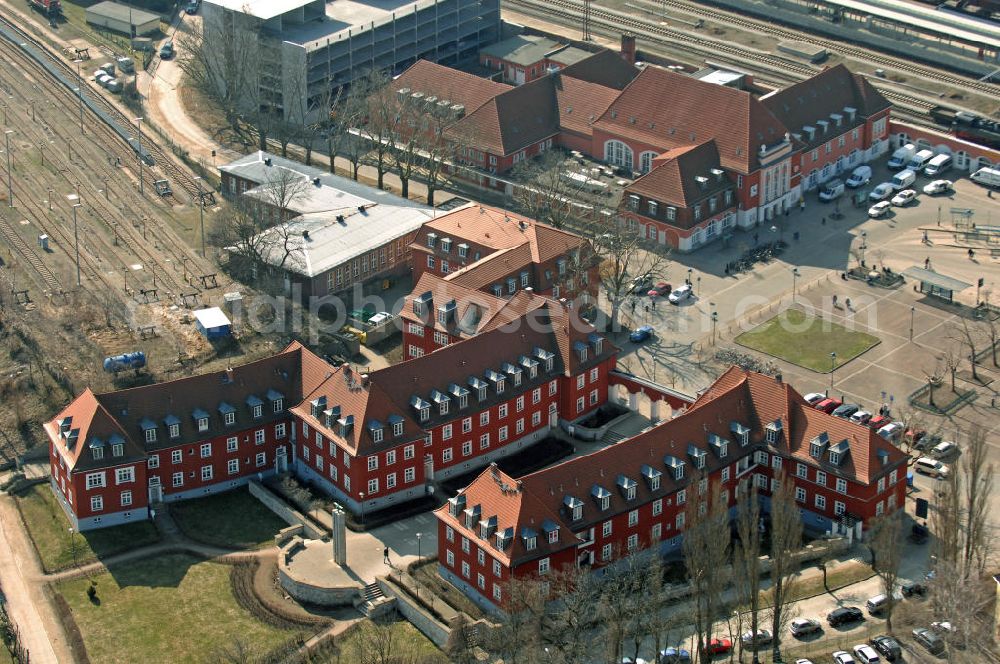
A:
[925,257,931,269]
[383,547,391,565]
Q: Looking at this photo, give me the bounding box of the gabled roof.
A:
[400,272,546,339]
[443,367,908,568]
[559,49,640,90]
[593,65,790,173]
[479,34,569,67]
[391,60,511,116]
[761,64,891,148]
[625,141,731,206]
[554,73,621,138]
[45,390,143,473]
[447,77,560,156]
[445,245,536,292]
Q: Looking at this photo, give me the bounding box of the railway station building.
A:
[47,299,619,529]
[201,0,501,123]
[435,367,909,613]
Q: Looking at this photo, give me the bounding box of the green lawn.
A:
[14,484,159,573]
[735,309,880,372]
[56,554,302,664]
[169,487,288,550]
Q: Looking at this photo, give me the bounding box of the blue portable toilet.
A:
[193,307,232,340]
[907,472,914,488]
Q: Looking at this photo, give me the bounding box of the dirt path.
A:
[0,496,74,664]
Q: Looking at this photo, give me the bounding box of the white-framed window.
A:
[493,584,502,601]
[796,463,807,478]
[256,452,266,467]
[834,501,846,516]
[201,465,213,481]
[368,478,379,494]
[275,423,286,439]
[115,467,134,484]
[446,550,455,566]
[228,458,239,475]
[120,490,132,507]
[532,388,541,404]
[721,467,730,483]
[602,520,612,537]
[148,454,160,469]
[404,444,415,460]
[602,543,612,561]
[652,498,663,516]
[515,418,525,435]
[479,433,490,449]
[386,472,396,489]
[889,469,898,485]
[197,418,209,432]
[835,478,847,494]
[404,467,415,483]
[549,380,558,396]
[462,440,472,456]
[86,472,106,490]
[676,512,686,529]
[576,374,585,390]
[576,397,585,413]
[795,487,806,502]
[461,561,471,579]
[442,448,453,463]
[227,437,238,453]
[815,494,826,510]
[172,472,184,487]
[627,534,639,551]
[628,509,638,526]
[168,423,180,439]
[498,426,508,442]
[877,477,885,493]
[368,456,378,471]
[532,411,541,426]
[538,557,550,575]
[145,428,157,443]
[442,424,453,441]
[91,496,103,512]
[224,412,235,426]
[200,443,212,458]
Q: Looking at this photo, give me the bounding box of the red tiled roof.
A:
[445,244,535,292]
[593,66,789,173]
[46,390,142,473]
[554,74,620,138]
[559,49,640,90]
[625,141,732,206]
[446,367,908,567]
[392,60,511,117]
[48,342,329,473]
[447,77,560,156]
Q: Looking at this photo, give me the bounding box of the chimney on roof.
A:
[358,205,366,214]
[336,215,345,223]
[518,220,526,230]
[302,230,311,240]
[313,177,321,186]
[775,373,782,383]
[620,33,637,64]
[264,157,272,166]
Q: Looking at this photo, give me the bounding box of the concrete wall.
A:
[379,577,452,647]
[278,566,358,606]
[248,479,325,539]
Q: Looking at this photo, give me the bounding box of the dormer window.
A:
[828,439,850,466]
[448,494,466,517]
[708,433,728,458]
[485,370,505,394]
[267,389,284,413]
[192,408,209,433]
[368,420,384,443]
[616,474,638,500]
[164,414,181,439]
[591,484,611,510]
[464,505,481,529]
[648,200,658,216]
[810,432,829,459]
[426,232,437,248]
[140,418,157,443]
[468,377,487,401]
[765,420,783,444]
[495,527,513,551]
[641,464,662,491]
[627,194,639,211]
[502,363,522,387]
[441,237,451,252]
[543,520,559,544]
[448,383,470,410]
[458,243,468,258]
[89,437,106,460]
[431,390,450,416]
[112,442,124,457]
[410,396,431,422]
[687,444,707,470]
[574,342,588,363]
[389,415,404,437]
[337,415,354,438]
[730,422,750,446]
[665,455,685,480]
[563,495,584,521]
[520,355,539,379]
[522,527,538,551]
[480,515,497,540]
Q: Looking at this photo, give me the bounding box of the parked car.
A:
[931,440,958,459]
[914,457,950,479]
[868,201,892,218]
[846,165,872,188]
[629,325,655,343]
[852,644,881,664]
[877,422,904,442]
[828,606,864,627]
[867,414,891,430]
[832,651,856,664]
[901,581,927,597]
[795,660,815,664]
[891,189,917,206]
[706,638,732,655]
[913,433,942,452]
[832,403,861,419]
[908,524,930,544]
[866,593,890,615]
[869,183,895,201]
[159,40,174,59]
[185,0,199,13]
[912,627,945,655]
[647,282,672,297]
[815,397,842,414]
[930,620,955,634]
[803,392,826,406]
[849,409,873,425]
[870,634,902,661]
[658,647,690,663]
[923,179,953,195]
[668,284,693,304]
[740,629,772,647]
[790,617,822,637]
[629,272,654,294]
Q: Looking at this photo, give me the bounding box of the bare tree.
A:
[590,214,671,332]
[598,549,648,664]
[210,637,256,664]
[360,70,398,190]
[487,575,544,664]
[949,319,982,382]
[682,482,731,664]
[509,151,585,230]
[767,471,803,662]
[445,614,478,664]
[866,511,904,631]
[922,359,945,409]
[538,564,599,661]
[940,346,961,393]
[351,616,399,664]
[980,314,999,368]
[734,482,764,664]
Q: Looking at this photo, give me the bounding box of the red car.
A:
[707,638,732,655]
[867,414,891,430]
[814,398,842,414]
[647,282,672,298]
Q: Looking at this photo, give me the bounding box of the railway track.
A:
[654,0,1000,97]
[0,213,62,294]
[0,10,204,201]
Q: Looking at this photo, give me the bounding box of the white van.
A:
[914,457,949,479]
[888,143,916,170]
[906,149,935,172]
[924,153,952,177]
[818,179,845,202]
[866,594,890,614]
[971,167,1000,189]
[891,169,916,191]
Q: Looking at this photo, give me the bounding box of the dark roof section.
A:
[625,141,732,206]
[391,59,511,116]
[448,76,560,156]
[559,49,640,90]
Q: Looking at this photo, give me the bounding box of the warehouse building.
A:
[201,0,501,123]
[85,1,161,37]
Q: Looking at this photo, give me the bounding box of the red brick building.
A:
[435,368,908,612]
[48,304,618,529]
[408,204,599,330]
[479,34,594,86]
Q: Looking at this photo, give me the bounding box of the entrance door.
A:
[148,483,162,503]
[424,454,434,481]
[548,403,558,427]
[276,446,288,473]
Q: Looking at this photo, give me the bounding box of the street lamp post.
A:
[68,194,82,286]
[792,267,800,301]
[359,491,365,526]
[73,60,84,133]
[687,268,693,286]
[909,306,915,342]
[135,117,144,195]
[416,532,422,564]
[4,130,13,207]
[860,230,867,265]
[711,311,718,346]
[68,527,77,568]
[829,352,837,394]
[195,176,206,257]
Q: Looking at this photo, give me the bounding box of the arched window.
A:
[604,140,634,170]
[639,151,657,174]
[978,155,993,169]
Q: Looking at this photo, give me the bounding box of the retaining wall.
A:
[248,480,325,540]
[379,577,452,648]
[278,567,359,606]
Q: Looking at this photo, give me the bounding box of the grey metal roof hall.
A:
[901,267,972,293]
[86,1,161,26]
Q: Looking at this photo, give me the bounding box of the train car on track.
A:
[928,105,1000,149]
[27,0,61,16]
